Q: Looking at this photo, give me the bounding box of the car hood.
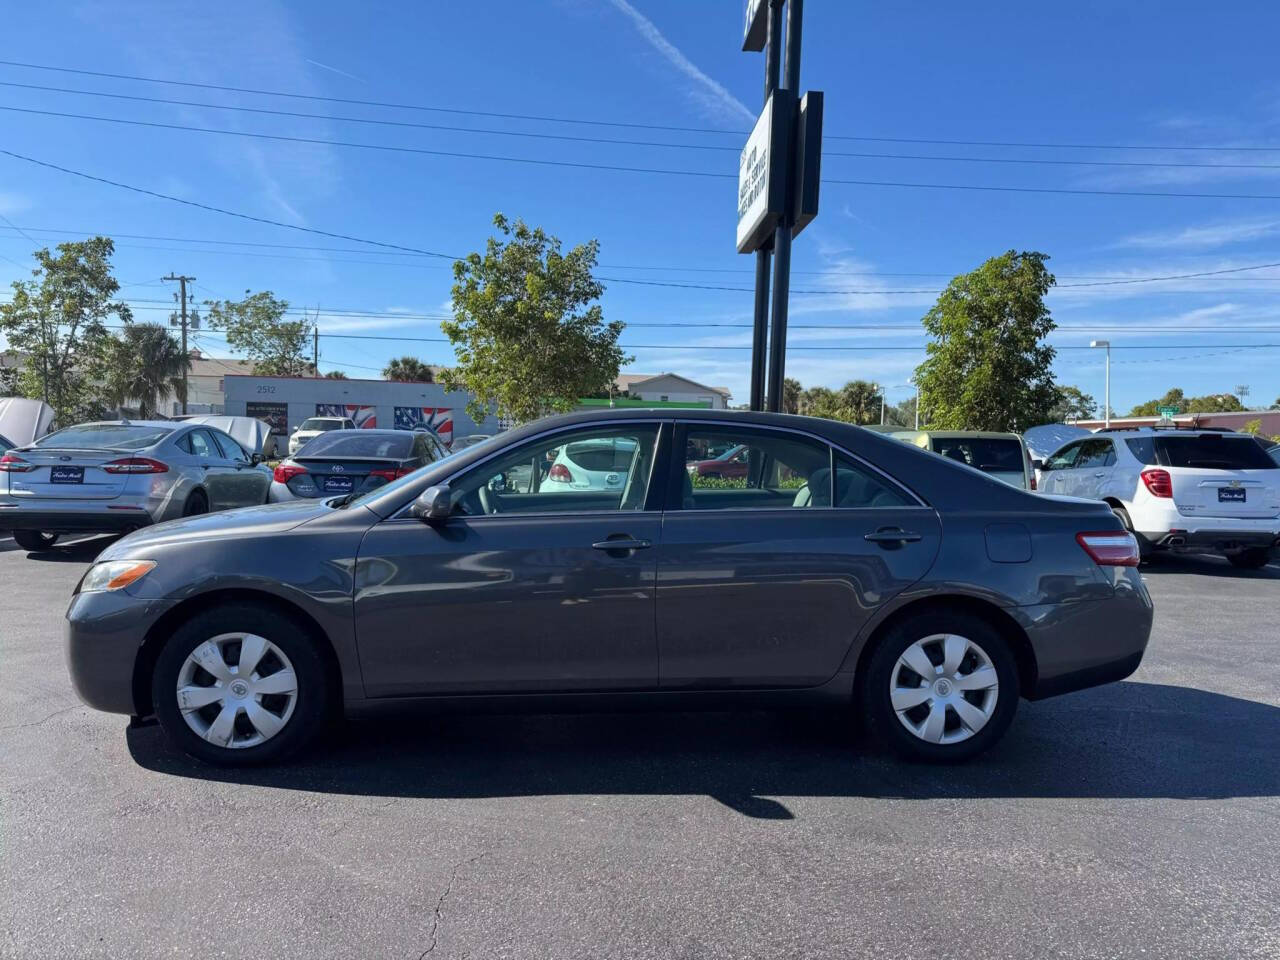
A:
[98,498,335,559]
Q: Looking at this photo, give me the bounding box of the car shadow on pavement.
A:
[126,680,1280,819]
[1141,552,1280,579]
[20,535,120,563]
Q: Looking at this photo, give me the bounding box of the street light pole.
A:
[1091,339,1111,428]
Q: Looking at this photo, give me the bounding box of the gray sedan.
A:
[65,409,1152,766]
[0,420,271,551]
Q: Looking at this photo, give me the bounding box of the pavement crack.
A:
[0,704,79,732]
[418,851,488,959]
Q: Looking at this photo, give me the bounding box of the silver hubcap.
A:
[175,633,298,749]
[890,633,999,745]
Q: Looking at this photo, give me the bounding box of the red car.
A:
[688,443,750,479]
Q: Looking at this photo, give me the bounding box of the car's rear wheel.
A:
[1110,505,1151,561]
[1228,548,1272,570]
[13,529,59,552]
[151,604,331,765]
[182,490,209,517]
[863,609,1019,762]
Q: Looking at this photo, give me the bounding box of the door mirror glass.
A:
[412,484,453,522]
[1031,458,1044,471]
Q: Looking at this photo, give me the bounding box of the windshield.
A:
[342,433,507,508]
[932,438,1025,473]
[297,432,413,459]
[33,423,173,451]
[1126,434,1277,470]
[299,418,343,432]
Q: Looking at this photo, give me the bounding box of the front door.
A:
[658,424,941,689]
[354,422,666,697]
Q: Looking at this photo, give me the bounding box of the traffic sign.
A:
[1157,405,1180,418]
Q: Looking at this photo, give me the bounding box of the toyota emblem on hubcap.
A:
[229,680,249,698]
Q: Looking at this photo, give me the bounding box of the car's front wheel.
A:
[863,609,1019,762]
[13,529,59,552]
[151,604,332,765]
[1228,548,1273,570]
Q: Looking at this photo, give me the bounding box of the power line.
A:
[4,59,1280,153]
[11,108,1280,201]
[5,80,1280,172]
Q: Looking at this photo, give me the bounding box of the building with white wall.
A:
[615,373,731,409]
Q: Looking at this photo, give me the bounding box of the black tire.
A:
[862,608,1020,763]
[151,603,332,766]
[13,529,59,552]
[1228,548,1273,570]
[182,490,209,517]
[1110,505,1152,561]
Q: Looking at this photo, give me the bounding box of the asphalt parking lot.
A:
[1,534,1277,960]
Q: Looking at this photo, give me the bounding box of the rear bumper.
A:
[1016,568,1154,700]
[1151,528,1280,552]
[0,505,153,533]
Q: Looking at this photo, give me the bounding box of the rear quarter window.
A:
[1129,434,1276,470]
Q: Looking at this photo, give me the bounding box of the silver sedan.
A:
[0,420,271,552]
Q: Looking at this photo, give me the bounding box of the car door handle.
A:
[592,538,652,551]
[1094,472,1107,478]
[864,528,923,544]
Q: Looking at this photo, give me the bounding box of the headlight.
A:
[80,560,157,593]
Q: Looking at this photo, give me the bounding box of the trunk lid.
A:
[288,456,407,498]
[3,448,132,500]
[1172,467,1280,519]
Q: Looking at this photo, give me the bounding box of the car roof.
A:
[60,420,179,431]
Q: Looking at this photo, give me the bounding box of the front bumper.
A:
[1017,567,1155,700]
[0,504,154,533]
[65,588,176,715]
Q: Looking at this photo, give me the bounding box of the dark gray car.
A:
[65,410,1153,766]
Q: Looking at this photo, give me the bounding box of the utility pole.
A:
[163,274,195,414]
[1091,340,1111,428]
[313,326,320,377]
[915,383,921,430]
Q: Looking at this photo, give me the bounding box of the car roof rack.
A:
[1097,424,1237,434]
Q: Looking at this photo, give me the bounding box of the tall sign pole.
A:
[739,0,821,413]
[748,0,783,412]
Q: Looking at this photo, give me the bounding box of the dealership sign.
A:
[737,89,793,254]
[742,0,768,51]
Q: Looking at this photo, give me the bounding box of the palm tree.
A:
[382,356,434,382]
[106,323,189,418]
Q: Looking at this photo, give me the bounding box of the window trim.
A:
[668,419,926,512]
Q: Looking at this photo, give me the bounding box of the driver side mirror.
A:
[251,452,265,466]
[1031,459,1044,471]
[411,483,453,523]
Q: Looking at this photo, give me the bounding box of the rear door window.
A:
[932,438,1025,472]
[1075,439,1116,469]
[1127,434,1275,469]
[679,427,831,510]
[187,429,217,459]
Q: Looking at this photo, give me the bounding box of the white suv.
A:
[1038,428,1280,568]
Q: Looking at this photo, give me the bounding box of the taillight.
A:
[273,463,308,483]
[102,457,169,474]
[1029,474,1037,491]
[370,466,413,482]
[547,463,572,483]
[1076,531,1141,567]
[0,453,33,472]
[1140,468,1172,498]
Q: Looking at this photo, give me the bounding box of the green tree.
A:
[205,291,313,377]
[1242,419,1262,436]
[322,370,349,380]
[1128,388,1244,416]
[781,377,802,414]
[914,250,1058,432]
[838,379,883,425]
[0,236,130,425]
[382,356,435,382]
[1048,384,1097,422]
[104,323,189,418]
[441,214,627,424]
[1128,388,1185,417]
[799,385,840,418]
[885,393,918,429]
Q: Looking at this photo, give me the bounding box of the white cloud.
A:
[1113,219,1280,251]
[603,0,755,126]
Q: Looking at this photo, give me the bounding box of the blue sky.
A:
[2,0,1280,413]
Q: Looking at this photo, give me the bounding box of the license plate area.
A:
[50,466,84,484]
[1218,487,1246,503]
[322,476,354,493]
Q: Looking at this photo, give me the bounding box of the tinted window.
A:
[833,454,913,508]
[299,432,413,458]
[210,431,247,460]
[1128,434,1277,470]
[681,427,830,510]
[299,418,343,432]
[1075,438,1116,469]
[931,438,1024,473]
[1044,441,1083,471]
[451,425,659,516]
[34,423,172,451]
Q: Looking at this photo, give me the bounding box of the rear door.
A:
[1149,434,1280,519]
[209,430,268,507]
[184,428,236,510]
[1038,440,1085,496]
[657,423,941,689]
